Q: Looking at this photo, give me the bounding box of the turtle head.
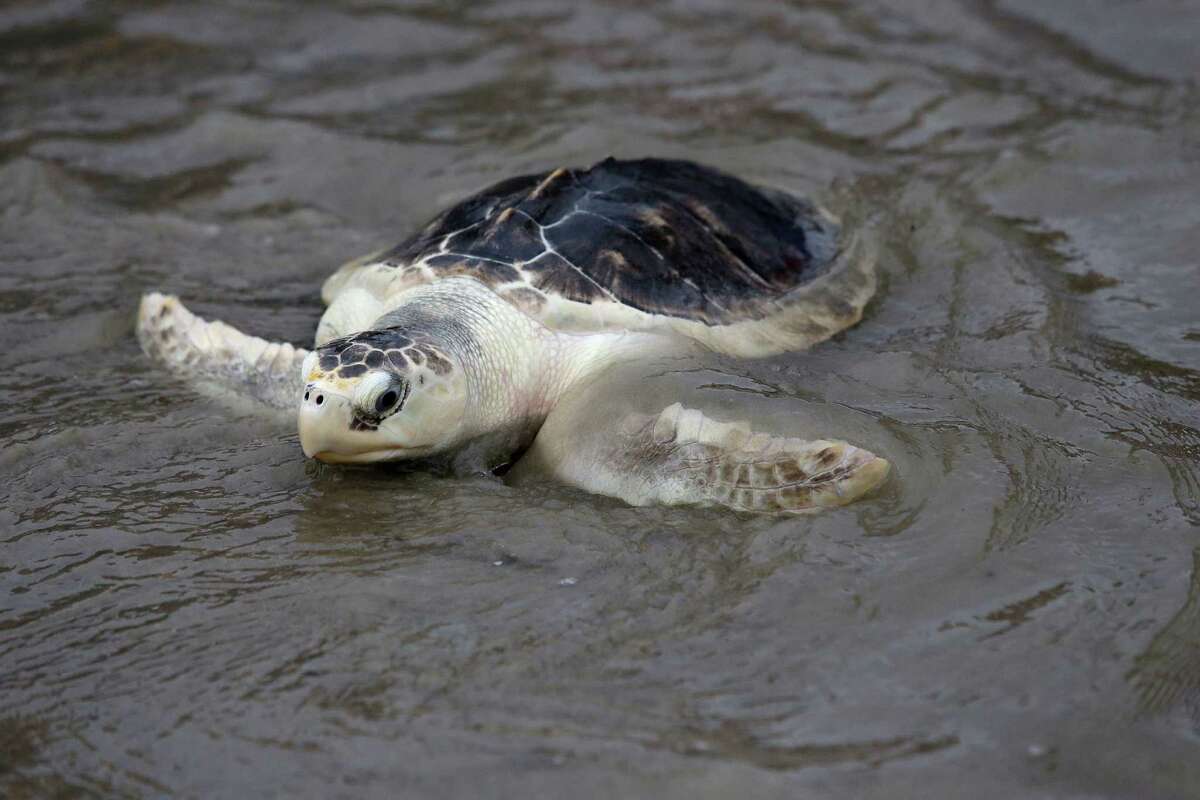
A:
[297,329,468,463]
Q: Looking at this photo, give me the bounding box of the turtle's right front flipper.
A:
[137,293,309,412]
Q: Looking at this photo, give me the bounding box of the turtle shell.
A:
[334,158,877,357]
[382,158,846,325]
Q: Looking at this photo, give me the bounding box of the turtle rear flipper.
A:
[137,292,309,412]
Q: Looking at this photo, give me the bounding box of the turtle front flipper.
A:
[526,402,889,513]
[641,403,890,511]
[137,293,309,412]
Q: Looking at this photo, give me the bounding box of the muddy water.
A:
[2,1,1199,797]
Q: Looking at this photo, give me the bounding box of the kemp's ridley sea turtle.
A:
[138,158,889,512]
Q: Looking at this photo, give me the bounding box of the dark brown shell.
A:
[380,158,841,324]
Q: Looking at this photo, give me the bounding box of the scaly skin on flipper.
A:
[634,403,889,511]
[520,394,889,513]
[137,293,309,411]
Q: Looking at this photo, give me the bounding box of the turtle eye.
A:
[375,388,399,415]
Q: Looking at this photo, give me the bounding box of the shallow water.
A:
[2,1,1199,797]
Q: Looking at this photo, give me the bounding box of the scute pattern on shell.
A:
[380,158,841,324]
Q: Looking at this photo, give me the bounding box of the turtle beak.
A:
[297,383,354,459]
[298,381,419,463]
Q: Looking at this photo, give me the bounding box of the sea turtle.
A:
[137,157,888,512]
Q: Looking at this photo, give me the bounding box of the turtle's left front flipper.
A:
[524,401,889,513]
[137,293,309,412]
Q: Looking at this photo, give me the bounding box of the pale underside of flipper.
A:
[537,402,889,513]
[137,293,309,412]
